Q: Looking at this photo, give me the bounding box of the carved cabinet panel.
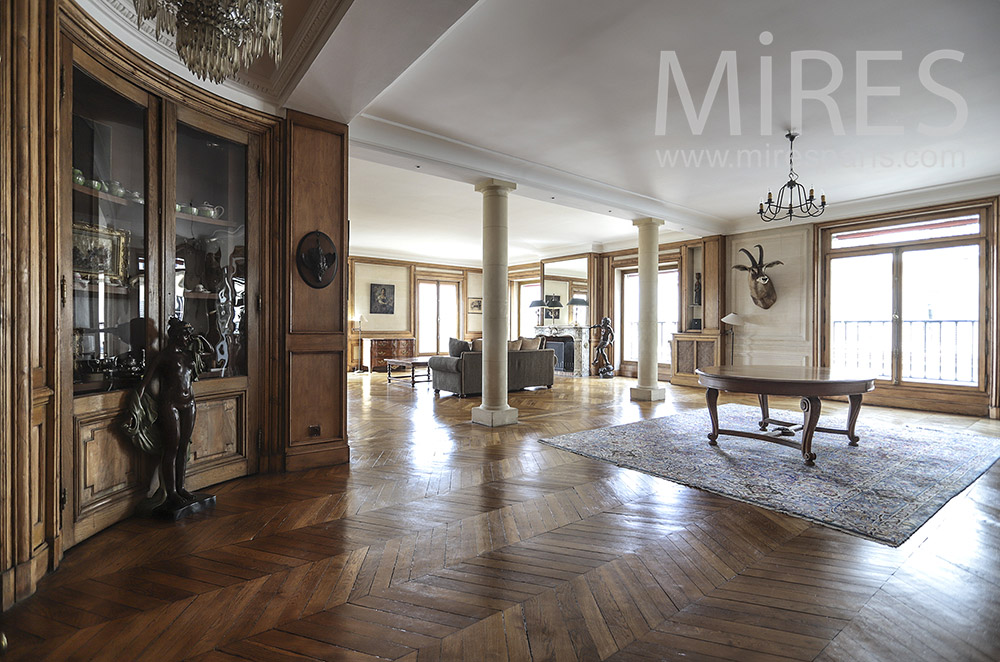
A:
[366,338,415,371]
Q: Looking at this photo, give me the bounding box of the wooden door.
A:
[282,111,349,471]
[59,44,161,547]
[168,103,262,491]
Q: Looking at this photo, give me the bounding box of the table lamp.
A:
[353,313,368,372]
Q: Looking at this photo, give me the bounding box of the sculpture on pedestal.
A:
[124,316,216,519]
[590,317,615,378]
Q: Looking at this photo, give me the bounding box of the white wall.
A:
[726,225,814,366]
[354,263,410,332]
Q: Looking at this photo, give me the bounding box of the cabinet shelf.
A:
[73,281,130,295]
[175,210,239,227]
[183,290,218,299]
[72,183,139,206]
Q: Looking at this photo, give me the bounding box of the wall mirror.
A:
[541,256,589,327]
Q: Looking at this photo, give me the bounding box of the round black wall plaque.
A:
[296,231,339,289]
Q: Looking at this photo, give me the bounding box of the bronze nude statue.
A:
[124,316,215,519]
[590,317,615,378]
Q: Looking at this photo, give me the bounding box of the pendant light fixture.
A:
[758,132,827,223]
[132,0,283,84]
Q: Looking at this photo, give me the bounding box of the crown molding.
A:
[76,0,353,112]
[349,114,730,238]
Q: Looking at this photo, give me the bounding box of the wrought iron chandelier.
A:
[133,0,283,84]
[758,132,826,223]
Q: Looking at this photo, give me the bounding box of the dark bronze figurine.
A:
[124,316,215,518]
[590,317,615,378]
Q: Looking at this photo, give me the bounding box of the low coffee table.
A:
[385,357,432,387]
[695,365,876,465]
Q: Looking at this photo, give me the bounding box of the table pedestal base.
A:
[706,390,864,466]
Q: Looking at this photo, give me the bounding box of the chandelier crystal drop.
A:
[133,0,283,84]
[757,132,826,223]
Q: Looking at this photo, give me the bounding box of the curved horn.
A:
[755,244,765,265]
[738,247,757,267]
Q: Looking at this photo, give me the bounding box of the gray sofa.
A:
[428,348,556,397]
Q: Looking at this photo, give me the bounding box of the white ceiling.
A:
[87,0,1000,265]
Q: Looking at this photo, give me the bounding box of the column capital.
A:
[475,178,517,193]
[632,217,665,227]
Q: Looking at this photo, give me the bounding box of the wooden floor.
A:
[3,374,999,661]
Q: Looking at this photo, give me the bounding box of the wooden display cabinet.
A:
[58,40,265,548]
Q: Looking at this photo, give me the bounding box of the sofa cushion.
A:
[520,336,542,350]
[449,337,472,357]
[472,338,483,351]
[428,355,462,372]
[508,339,522,351]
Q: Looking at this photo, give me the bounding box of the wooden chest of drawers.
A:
[363,338,415,371]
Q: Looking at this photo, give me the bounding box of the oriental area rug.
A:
[539,404,1000,546]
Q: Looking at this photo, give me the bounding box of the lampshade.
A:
[721,312,744,326]
[547,301,563,308]
[566,297,589,306]
[529,300,545,308]
[359,314,368,323]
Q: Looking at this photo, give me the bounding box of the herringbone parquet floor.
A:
[2,374,999,661]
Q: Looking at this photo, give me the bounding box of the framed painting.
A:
[72,223,128,284]
[467,298,482,314]
[370,283,395,314]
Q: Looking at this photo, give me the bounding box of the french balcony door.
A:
[417,280,460,354]
[822,208,988,406]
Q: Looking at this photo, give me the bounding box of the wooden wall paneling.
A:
[703,236,724,331]
[1,0,15,611]
[283,111,349,471]
[5,0,58,607]
[262,124,282,471]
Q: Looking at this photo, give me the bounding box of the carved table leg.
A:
[757,394,770,430]
[706,388,720,445]
[846,393,863,445]
[799,396,820,466]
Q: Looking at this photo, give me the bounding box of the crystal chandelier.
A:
[758,132,826,223]
[133,0,283,84]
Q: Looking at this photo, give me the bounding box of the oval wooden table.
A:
[695,366,876,465]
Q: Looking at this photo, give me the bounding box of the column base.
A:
[471,406,519,427]
[630,386,666,401]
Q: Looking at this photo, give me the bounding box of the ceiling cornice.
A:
[80,0,353,110]
[349,114,730,237]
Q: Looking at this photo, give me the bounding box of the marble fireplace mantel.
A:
[535,325,591,377]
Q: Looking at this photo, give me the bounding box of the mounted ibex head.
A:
[733,244,783,309]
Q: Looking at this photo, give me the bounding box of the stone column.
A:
[630,217,666,401]
[472,179,519,427]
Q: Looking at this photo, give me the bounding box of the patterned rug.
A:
[539,404,1000,546]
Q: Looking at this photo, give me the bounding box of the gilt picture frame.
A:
[370,283,395,314]
[72,223,128,284]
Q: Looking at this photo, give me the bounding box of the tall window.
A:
[519,282,541,338]
[823,211,985,388]
[417,280,459,354]
[621,269,680,363]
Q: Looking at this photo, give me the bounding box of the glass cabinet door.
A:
[70,67,149,394]
[174,120,248,379]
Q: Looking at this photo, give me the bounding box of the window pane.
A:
[175,122,247,379]
[438,283,458,354]
[901,245,979,385]
[622,273,639,361]
[657,270,679,363]
[831,214,979,249]
[417,282,437,354]
[829,254,893,378]
[520,283,540,338]
[71,68,147,394]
